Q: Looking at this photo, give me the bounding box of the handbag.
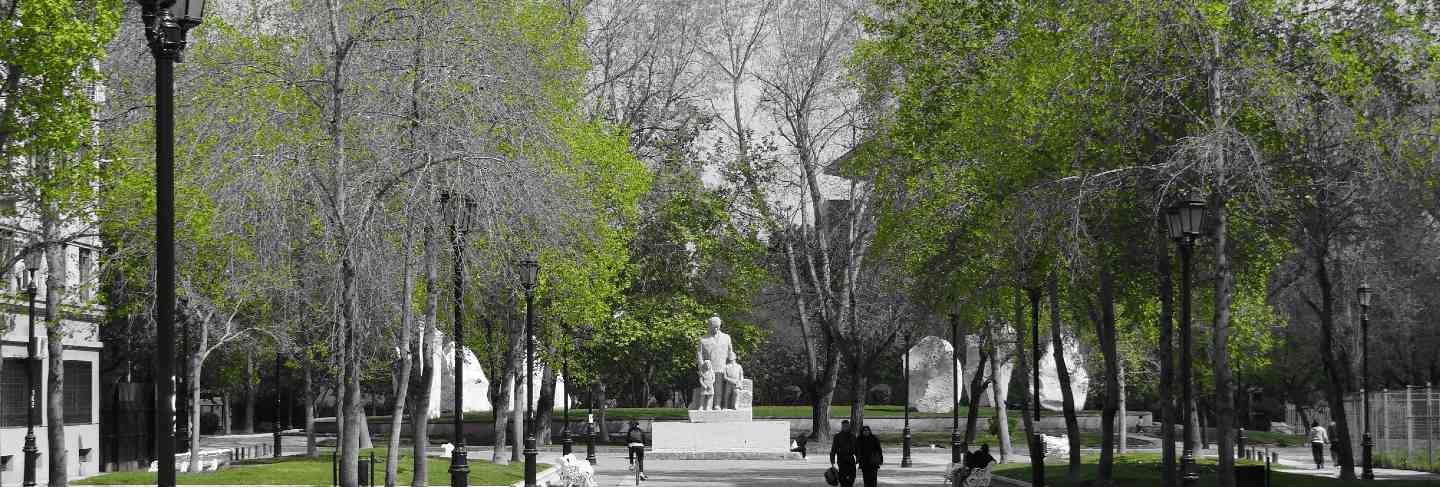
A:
[824,466,839,486]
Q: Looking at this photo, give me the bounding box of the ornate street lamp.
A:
[441,191,477,487]
[1167,194,1206,487]
[950,314,962,466]
[274,342,284,458]
[1359,281,1375,480]
[902,332,913,468]
[1027,286,1043,487]
[561,322,574,456]
[577,324,596,465]
[519,255,540,487]
[22,251,40,487]
[135,1,206,485]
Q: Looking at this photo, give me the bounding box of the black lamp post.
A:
[274,344,283,458]
[950,314,962,465]
[1359,281,1375,480]
[1027,286,1043,487]
[561,322,574,456]
[902,331,913,468]
[580,324,596,465]
[441,191,476,487]
[22,253,39,487]
[1167,195,1206,487]
[519,256,540,487]
[136,1,205,485]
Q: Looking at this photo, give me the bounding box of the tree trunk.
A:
[305,359,317,458]
[44,246,67,487]
[1155,214,1176,487]
[847,352,869,433]
[1119,359,1128,454]
[510,368,523,462]
[411,321,436,483]
[1095,268,1120,486]
[1014,288,1038,469]
[1211,193,1237,487]
[189,342,203,472]
[386,259,416,487]
[807,347,840,441]
[1047,276,1082,481]
[244,350,256,434]
[223,391,232,436]
[596,382,608,442]
[357,404,373,449]
[535,364,557,446]
[989,328,1010,463]
[490,369,512,465]
[963,331,988,444]
[1314,249,1357,479]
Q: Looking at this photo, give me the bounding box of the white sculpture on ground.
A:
[1033,332,1089,411]
[962,327,1015,408]
[428,331,492,417]
[654,316,788,457]
[905,336,962,413]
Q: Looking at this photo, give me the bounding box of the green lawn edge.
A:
[76,449,546,486]
[991,453,1437,487]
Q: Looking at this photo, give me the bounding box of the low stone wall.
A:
[315,410,1152,443]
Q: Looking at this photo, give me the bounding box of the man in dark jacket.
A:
[830,420,857,487]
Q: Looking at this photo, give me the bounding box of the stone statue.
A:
[696,316,740,410]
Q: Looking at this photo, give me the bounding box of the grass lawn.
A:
[992,453,1438,487]
[76,449,542,486]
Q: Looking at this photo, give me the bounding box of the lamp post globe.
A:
[519,256,540,487]
[1359,281,1375,480]
[135,0,206,484]
[1166,194,1206,487]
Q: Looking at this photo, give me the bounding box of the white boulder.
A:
[905,336,962,413]
[1033,332,1089,411]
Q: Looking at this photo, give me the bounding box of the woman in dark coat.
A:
[856,426,884,487]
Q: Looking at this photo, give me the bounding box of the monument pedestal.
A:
[650,420,797,460]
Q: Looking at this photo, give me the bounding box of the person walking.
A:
[856,426,884,487]
[830,420,858,487]
[1309,421,1329,469]
[1327,421,1340,469]
[626,420,647,481]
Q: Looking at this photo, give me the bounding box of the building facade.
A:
[0,241,105,486]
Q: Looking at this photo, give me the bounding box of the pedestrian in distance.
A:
[1327,421,1340,468]
[830,419,858,487]
[856,425,884,487]
[1309,421,1329,469]
[626,420,647,481]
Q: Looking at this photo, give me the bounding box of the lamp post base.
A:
[951,431,964,465]
[1181,450,1199,486]
[274,432,282,458]
[22,432,37,487]
[562,430,573,456]
[1362,433,1375,480]
[901,427,912,468]
[586,431,597,465]
[524,435,538,487]
[450,446,470,487]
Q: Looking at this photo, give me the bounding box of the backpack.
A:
[627,427,645,444]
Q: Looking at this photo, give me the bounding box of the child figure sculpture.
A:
[722,356,744,409]
[698,359,716,410]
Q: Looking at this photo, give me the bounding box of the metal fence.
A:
[1374,385,1440,472]
[1283,385,1440,472]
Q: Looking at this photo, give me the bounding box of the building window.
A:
[1,358,29,427]
[64,360,92,424]
[79,247,93,300]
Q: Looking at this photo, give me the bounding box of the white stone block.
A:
[687,408,752,422]
[652,421,791,453]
